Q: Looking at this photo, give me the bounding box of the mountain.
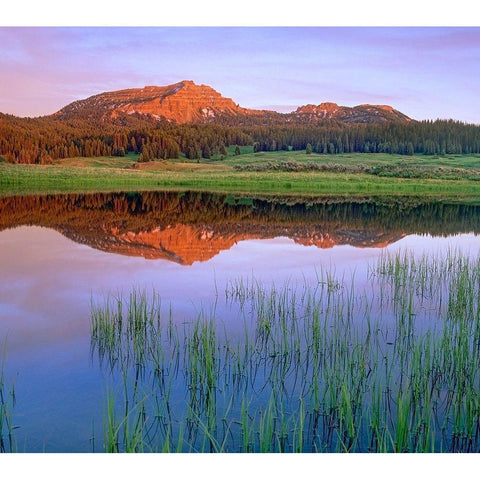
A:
[52,80,411,125]
[292,102,411,124]
[53,80,269,124]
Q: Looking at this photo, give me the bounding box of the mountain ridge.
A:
[52,80,412,125]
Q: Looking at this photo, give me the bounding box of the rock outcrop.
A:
[54,80,263,124]
[53,80,411,125]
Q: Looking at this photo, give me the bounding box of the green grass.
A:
[224,151,480,170]
[87,250,480,452]
[228,151,480,181]
[51,152,140,168]
[3,151,480,200]
[226,145,255,157]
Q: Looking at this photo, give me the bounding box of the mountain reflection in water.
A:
[1,191,480,264]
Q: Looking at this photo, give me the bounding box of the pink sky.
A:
[1,27,480,123]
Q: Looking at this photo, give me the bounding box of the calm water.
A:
[1,191,480,452]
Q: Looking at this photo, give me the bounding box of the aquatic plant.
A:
[90,249,480,452]
[0,349,16,453]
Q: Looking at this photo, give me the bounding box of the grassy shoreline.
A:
[2,152,480,200]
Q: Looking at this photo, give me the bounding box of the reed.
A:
[88,248,480,452]
[0,349,16,453]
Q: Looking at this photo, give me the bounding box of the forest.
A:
[1,111,480,164]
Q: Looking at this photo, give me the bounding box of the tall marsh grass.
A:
[90,249,480,452]
[0,349,16,453]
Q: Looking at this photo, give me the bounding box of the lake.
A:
[1,191,480,452]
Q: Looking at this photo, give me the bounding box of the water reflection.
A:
[2,191,480,451]
[1,191,480,264]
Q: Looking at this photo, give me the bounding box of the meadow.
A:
[2,151,480,200]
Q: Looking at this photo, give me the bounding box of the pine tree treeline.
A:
[245,120,480,155]
[1,112,479,164]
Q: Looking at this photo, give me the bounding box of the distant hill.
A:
[292,102,411,124]
[52,80,412,125]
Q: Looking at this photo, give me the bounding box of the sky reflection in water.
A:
[1,195,480,450]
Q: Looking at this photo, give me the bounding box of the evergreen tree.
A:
[113,147,126,157]
[202,145,211,159]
